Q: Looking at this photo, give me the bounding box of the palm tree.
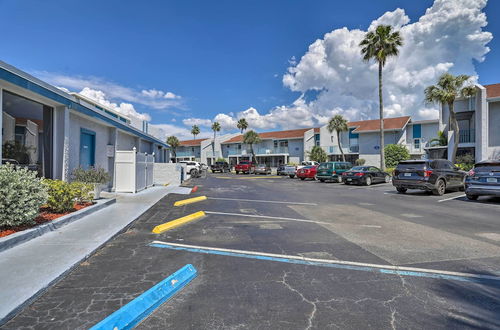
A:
[237,118,248,134]
[166,136,180,162]
[424,73,475,163]
[360,25,403,170]
[327,115,349,162]
[243,130,261,164]
[307,145,328,163]
[429,130,448,147]
[191,125,200,140]
[211,121,221,163]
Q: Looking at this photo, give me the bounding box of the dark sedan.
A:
[465,160,500,200]
[342,166,391,186]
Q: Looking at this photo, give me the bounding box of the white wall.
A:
[116,130,138,151]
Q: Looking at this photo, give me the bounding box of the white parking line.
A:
[437,194,466,203]
[208,197,317,206]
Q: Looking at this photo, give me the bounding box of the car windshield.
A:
[303,166,314,169]
[474,163,500,172]
[318,163,332,170]
[351,166,369,171]
[397,162,426,170]
[258,164,266,167]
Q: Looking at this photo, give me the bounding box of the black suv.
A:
[210,161,231,173]
[392,159,466,196]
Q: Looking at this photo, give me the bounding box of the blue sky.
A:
[1,0,498,139]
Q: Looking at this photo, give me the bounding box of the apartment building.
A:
[174,138,206,162]
[439,83,500,162]
[1,60,170,185]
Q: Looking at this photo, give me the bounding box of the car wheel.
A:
[300,177,305,180]
[235,171,239,174]
[289,175,295,178]
[364,176,372,186]
[344,181,350,185]
[433,179,446,196]
[384,175,390,183]
[466,194,478,200]
[190,169,197,175]
[396,187,407,194]
[458,186,465,192]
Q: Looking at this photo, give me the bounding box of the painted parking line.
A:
[150,241,500,284]
[215,176,282,179]
[174,196,207,206]
[208,197,317,206]
[437,194,466,203]
[152,211,206,234]
[90,264,197,330]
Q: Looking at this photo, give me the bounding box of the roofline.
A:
[70,92,131,121]
[0,61,168,148]
[409,119,439,124]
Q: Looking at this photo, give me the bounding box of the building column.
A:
[53,106,70,180]
[0,88,3,159]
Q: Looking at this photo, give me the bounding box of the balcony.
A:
[175,150,197,157]
[227,149,249,156]
[321,145,358,155]
[255,147,289,155]
[205,151,221,158]
[459,129,475,143]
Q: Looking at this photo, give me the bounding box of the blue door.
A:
[80,129,95,169]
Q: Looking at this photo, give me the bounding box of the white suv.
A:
[179,161,201,175]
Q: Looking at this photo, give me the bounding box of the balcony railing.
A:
[175,150,197,157]
[321,145,358,154]
[255,147,289,155]
[227,149,249,156]
[205,151,221,158]
[459,129,475,143]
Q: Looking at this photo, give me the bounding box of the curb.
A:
[90,264,197,330]
[0,198,116,253]
[173,196,207,206]
[152,211,206,234]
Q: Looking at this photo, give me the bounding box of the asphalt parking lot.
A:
[4,172,500,329]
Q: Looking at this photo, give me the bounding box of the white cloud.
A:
[182,118,212,127]
[34,72,183,111]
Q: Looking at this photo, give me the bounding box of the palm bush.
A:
[0,164,47,227]
[307,146,328,163]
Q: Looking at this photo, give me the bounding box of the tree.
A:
[360,25,403,170]
[237,118,248,134]
[424,73,476,163]
[384,144,410,168]
[166,136,180,162]
[211,122,221,162]
[191,125,200,140]
[243,130,261,164]
[327,115,349,162]
[429,130,448,147]
[307,146,327,163]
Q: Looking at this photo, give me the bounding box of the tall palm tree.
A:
[211,121,221,163]
[360,25,403,170]
[166,136,180,162]
[237,118,248,134]
[327,115,349,162]
[191,125,200,140]
[243,130,261,164]
[424,73,476,163]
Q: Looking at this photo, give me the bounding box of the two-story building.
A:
[174,138,206,162]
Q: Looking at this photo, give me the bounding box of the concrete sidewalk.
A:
[0,185,191,325]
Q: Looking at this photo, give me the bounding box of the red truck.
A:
[235,161,255,174]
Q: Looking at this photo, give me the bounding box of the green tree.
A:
[360,25,403,170]
[237,118,248,134]
[429,130,448,147]
[424,73,476,163]
[191,125,200,140]
[166,136,180,162]
[211,122,221,162]
[307,146,328,163]
[243,130,261,164]
[384,144,410,168]
[327,114,349,162]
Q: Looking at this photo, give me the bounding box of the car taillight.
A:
[332,171,336,174]
[424,170,433,177]
[354,172,364,177]
[342,172,348,176]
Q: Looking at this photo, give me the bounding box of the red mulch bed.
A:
[0,202,94,238]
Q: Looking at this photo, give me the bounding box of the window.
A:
[413,138,421,150]
[274,140,278,148]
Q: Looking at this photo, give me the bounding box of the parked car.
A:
[392,159,466,196]
[283,165,298,178]
[342,166,391,186]
[277,164,287,175]
[296,165,318,180]
[465,160,500,200]
[199,163,209,171]
[296,161,319,172]
[211,161,231,173]
[179,161,201,175]
[235,161,255,174]
[254,163,271,175]
[316,162,352,183]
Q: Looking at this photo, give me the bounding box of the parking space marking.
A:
[437,194,466,203]
[174,196,208,206]
[152,211,206,234]
[215,176,282,180]
[150,241,500,284]
[208,197,317,205]
[204,211,331,225]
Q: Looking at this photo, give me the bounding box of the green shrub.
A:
[456,154,474,171]
[215,157,226,163]
[43,179,75,213]
[307,146,328,163]
[385,167,396,176]
[385,144,410,168]
[71,166,110,184]
[0,164,47,227]
[355,158,366,166]
[70,182,94,204]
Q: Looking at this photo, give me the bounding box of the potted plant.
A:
[71,167,111,199]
